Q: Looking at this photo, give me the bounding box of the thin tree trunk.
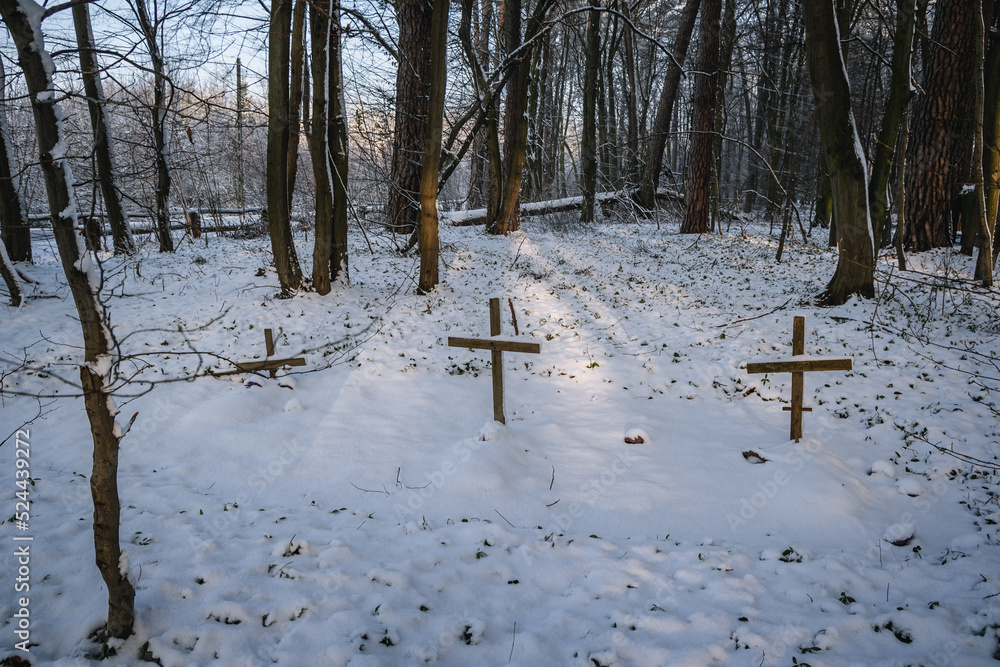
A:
[867,0,915,248]
[286,0,307,214]
[581,0,601,222]
[802,0,875,305]
[983,0,1000,263]
[973,0,993,285]
[329,0,349,285]
[0,53,30,264]
[133,0,173,252]
[634,0,701,212]
[267,0,304,293]
[310,0,334,295]
[622,0,640,186]
[489,0,557,234]
[681,0,721,234]
[73,0,135,256]
[418,0,449,293]
[0,0,135,637]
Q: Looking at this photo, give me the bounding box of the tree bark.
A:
[904,0,977,250]
[580,0,601,222]
[0,54,30,264]
[0,0,135,637]
[488,0,557,234]
[267,0,304,294]
[73,0,136,256]
[867,0,916,248]
[621,0,640,186]
[983,0,1000,263]
[329,0,349,285]
[634,0,701,212]
[973,0,993,285]
[0,219,22,306]
[133,0,173,252]
[418,0,449,293]
[388,0,432,235]
[310,0,335,295]
[286,0,307,214]
[681,0,721,234]
[802,0,875,305]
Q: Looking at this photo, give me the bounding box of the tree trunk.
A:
[867,0,916,248]
[310,0,335,295]
[973,0,993,285]
[267,0,304,294]
[802,0,875,305]
[904,0,977,251]
[388,0,432,235]
[286,0,307,214]
[73,0,136,256]
[459,0,504,224]
[133,0,173,252]
[634,0,701,212]
[329,0,349,285]
[580,0,601,222]
[681,0,721,234]
[0,0,135,637]
[621,0,640,186]
[0,54,30,264]
[418,0,449,293]
[489,0,556,234]
[983,0,1000,264]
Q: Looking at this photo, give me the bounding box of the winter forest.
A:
[2,0,1000,663]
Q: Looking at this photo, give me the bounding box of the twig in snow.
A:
[351,483,390,495]
[717,298,793,328]
[509,621,516,662]
[508,298,519,335]
[495,509,515,528]
[549,466,555,490]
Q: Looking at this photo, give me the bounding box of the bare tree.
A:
[73,0,136,255]
[681,0,721,234]
[1,0,135,638]
[802,0,875,305]
[132,0,174,252]
[580,0,601,222]
[268,0,305,294]
[0,54,31,264]
[418,0,449,292]
[633,0,700,213]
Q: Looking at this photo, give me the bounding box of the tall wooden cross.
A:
[746,316,852,442]
[448,297,540,424]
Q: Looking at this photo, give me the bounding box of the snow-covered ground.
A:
[2,216,999,666]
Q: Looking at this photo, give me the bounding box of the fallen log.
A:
[445,189,682,226]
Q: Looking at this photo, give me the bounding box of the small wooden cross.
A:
[234,328,306,378]
[746,316,852,442]
[448,297,540,424]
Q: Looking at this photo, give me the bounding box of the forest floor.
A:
[2,214,1000,666]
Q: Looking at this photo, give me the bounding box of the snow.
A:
[2,218,999,665]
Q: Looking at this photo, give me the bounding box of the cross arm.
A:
[235,357,307,372]
[746,356,852,374]
[447,336,541,354]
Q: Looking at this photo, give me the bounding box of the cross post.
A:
[746,316,852,442]
[448,297,540,424]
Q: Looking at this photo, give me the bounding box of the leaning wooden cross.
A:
[746,316,852,442]
[448,298,540,424]
[234,328,305,378]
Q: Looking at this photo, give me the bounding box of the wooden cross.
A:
[448,297,540,424]
[745,316,852,442]
[234,328,306,378]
